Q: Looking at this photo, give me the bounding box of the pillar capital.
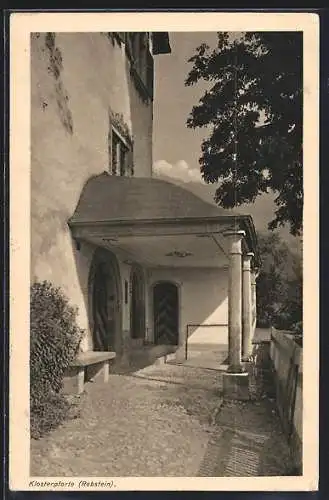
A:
[243,252,254,271]
[224,230,245,372]
[223,230,245,255]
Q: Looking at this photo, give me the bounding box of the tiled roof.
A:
[69,172,240,224]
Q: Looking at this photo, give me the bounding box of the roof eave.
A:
[69,212,261,269]
[240,215,262,270]
[152,32,171,55]
[69,213,245,228]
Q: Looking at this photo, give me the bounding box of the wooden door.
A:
[92,263,117,351]
[153,282,179,345]
[131,269,145,339]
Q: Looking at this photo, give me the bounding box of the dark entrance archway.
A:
[89,248,122,352]
[153,281,179,345]
[130,265,146,340]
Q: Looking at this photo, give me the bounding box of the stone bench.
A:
[63,351,116,394]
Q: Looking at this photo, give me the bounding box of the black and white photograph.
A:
[9,12,319,491]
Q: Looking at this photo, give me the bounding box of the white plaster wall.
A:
[31,33,153,339]
[148,267,229,346]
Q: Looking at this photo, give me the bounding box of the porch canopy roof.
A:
[69,173,261,269]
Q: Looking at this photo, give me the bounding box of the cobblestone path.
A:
[31,362,294,477]
[198,399,293,476]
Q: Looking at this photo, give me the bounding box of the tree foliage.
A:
[185,32,303,236]
[256,232,302,333]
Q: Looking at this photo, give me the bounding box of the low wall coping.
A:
[271,330,302,361]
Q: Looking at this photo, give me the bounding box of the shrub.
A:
[30,280,84,438]
[31,389,72,439]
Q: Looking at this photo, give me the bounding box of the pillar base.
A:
[227,364,245,373]
[222,372,250,401]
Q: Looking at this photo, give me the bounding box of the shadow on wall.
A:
[70,236,96,351]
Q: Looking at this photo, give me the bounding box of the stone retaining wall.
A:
[269,328,303,474]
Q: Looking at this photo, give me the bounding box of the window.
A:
[108,110,134,177]
[126,32,154,100]
[132,33,147,83]
[111,129,131,177]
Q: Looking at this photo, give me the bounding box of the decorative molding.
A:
[108,108,134,176]
[165,250,193,258]
[109,109,133,147]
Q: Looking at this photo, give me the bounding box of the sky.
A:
[153,32,218,183]
[151,32,301,253]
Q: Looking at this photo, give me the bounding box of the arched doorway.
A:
[130,265,145,340]
[89,249,122,352]
[153,281,179,345]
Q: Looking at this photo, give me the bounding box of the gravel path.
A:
[31,362,294,477]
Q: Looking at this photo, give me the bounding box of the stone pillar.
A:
[242,252,254,361]
[251,270,257,335]
[223,230,245,373]
[222,230,249,400]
